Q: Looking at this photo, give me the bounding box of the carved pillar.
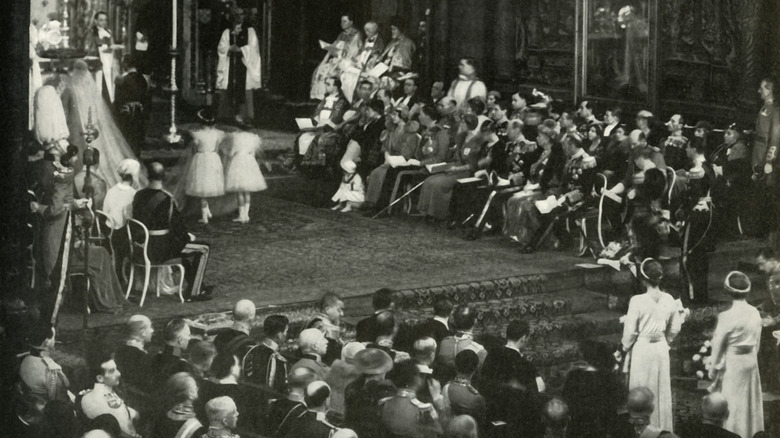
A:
[492,0,515,83]
[738,0,762,106]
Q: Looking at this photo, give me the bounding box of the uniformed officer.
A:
[283,381,339,438]
[18,324,73,405]
[380,360,445,438]
[344,348,396,438]
[436,305,487,383]
[80,351,140,438]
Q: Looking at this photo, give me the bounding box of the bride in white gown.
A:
[69,59,147,188]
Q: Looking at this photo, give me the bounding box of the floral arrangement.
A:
[38,20,63,51]
[690,340,713,380]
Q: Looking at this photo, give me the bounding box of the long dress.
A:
[417,131,484,219]
[310,27,363,100]
[185,128,226,198]
[709,300,764,438]
[69,62,147,189]
[621,291,683,432]
[225,132,267,192]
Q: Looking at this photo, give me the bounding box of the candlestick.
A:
[62,0,70,48]
[172,0,177,49]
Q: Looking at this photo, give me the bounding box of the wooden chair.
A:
[94,210,114,267]
[125,218,185,307]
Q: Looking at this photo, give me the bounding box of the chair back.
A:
[94,210,113,239]
[126,218,150,265]
[665,167,677,206]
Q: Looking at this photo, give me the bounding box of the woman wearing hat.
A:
[344,348,396,438]
[184,109,226,224]
[709,272,764,438]
[620,258,682,432]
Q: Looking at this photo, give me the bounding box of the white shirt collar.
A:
[505,344,521,354]
[416,364,433,374]
[263,338,279,351]
[433,316,449,329]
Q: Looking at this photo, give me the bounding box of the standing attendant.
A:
[446,58,487,108]
[113,54,150,158]
[216,7,262,126]
[708,272,764,438]
[184,109,225,224]
[224,131,267,223]
[753,77,780,235]
[85,11,117,103]
[620,258,682,432]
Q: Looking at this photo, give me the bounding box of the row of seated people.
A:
[13,289,755,438]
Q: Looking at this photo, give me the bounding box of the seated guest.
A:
[576,100,602,130]
[363,105,421,212]
[308,292,345,365]
[213,299,257,359]
[486,90,502,110]
[463,96,487,119]
[114,315,155,396]
[635,110,663,152]
[413,337,438,403]
[436,305,487,383]
[379,360,445,438]
[436,97,460,143]
[199,352,262,434]
[510,90,534,122]
[441,350,486,426]
[394,75,422,109]
[380,19,416,74]
[81,412,121,438]
[283,381,339,438]
[18,324,72,406]
[415,295,453,345]
[629,168,671,261]
[561,339,622,438]
[131,162,210,300]
[103,158,140,230]
[416,105,452,167]
[659,114,690,171]
[80,349,140,438]
[417,114,485,221]
[489,99,511,141]
[348,99,387,179]
[446,57,487,108]
[152,372,203,438]
[542,398,570,438]
[598,123,630,184]
[430,81,447,106]
[290,328,330,380]
[482,320,543,438]
[188,340,217,380]
[344,349,396,438]
[367,310,410,362]
[679,393,739,438]
[202,396,240,438]
[298,76,350,162]
[505,119,542,187]
[326,342,366,422]
[265,368,316,437]
[153,318,194,385]
[584,123,605,159]
[621,387,678,438]
[602,106,622,139]
[356,288,396,342]
[243,314,290,393]
[502,123,566,246]
[444,415,479,438]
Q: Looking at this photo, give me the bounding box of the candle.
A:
[172,0,177,48]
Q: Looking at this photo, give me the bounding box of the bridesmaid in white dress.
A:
[185,109,225,224]
[224,131,267,223]
[709,271,764,438]
[621,258,683,432]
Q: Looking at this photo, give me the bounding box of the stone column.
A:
[432,0,449,81]
[492,0,515,83]
[738,0,762,106]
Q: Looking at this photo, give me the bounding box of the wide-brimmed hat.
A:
[724,271,751,294]
[353,348,393,375]
[341,160,357,173]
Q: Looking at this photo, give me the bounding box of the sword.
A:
[372,180,426,219]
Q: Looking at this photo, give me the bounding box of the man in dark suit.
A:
[213,299,257,359]
[114,315,155,397]
[679,393,739,438]
[153,318,194,386]
[243,314,289,393]
[131,162,211,300]
[355,288,396,343]
[394,75,422,109]
[481,319,544,438]
[283,381,338,438]
[113,53,150,157]
[415,296,452,345]
[197,352,264,435]
[265,368,315,437]
[356,100,389,180]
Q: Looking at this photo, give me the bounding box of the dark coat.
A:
[415,318,450,345]
[131,188,189,264]
[114,344,154,395]
[265,397,306,438]
[153,345,193,386]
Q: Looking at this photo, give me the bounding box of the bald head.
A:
[364,21,379,37]
[332,429,358,438]
[288,367,316,393]
[701,393,729,424]
[233,300,256,323]
[628,129,646,148]
[82,431,112,438]
[305,381,331,409]
[543,398,570,431]
[298,328,328,355]
[125,314,153,343]
[627,387,655,416]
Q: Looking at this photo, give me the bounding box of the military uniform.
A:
[290,354,329,380]
[659,134,690,171]
[680,159,717,304]
[18,353,71,404]
[243,338,288,393]
[442,377,486,423]
[282,410,338,438]
[753,101,780,232]
[380,389,443,438]
[80,383,139,437]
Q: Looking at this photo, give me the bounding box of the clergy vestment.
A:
[216,24,262,122]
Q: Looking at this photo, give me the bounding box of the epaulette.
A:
[378,395,393,406]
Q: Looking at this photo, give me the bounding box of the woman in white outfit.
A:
[709,271,764,438]
[224,131,267,223]
[184,109,225,224]
[621,258,683,432]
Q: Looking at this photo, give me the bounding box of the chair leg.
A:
[176,264,185,303]
[140,263,151,307]
[126,264,135,299]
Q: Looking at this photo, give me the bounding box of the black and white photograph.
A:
[1,0,780,437]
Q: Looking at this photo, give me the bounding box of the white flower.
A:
[699,346,708,354]
[703,340,712,348]
[696,370,704,379]
[692,354,701,362]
